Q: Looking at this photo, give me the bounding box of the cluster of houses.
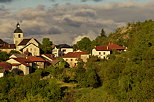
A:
[0,23,126,78]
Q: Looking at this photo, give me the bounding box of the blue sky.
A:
[1,0,151,11]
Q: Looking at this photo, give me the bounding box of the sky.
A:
[0,0,153,44]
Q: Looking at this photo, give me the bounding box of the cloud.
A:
[0,0,13,3]
[0,1,154,44]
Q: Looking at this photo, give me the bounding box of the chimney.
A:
[107,46,109,50]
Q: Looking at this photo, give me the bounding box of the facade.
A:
[0,44,16,53]
[92,46,111,59]
[7,58,32,75]
[26,57,46,68]
[20,43,40,56]
[62,51,89,68]
[92,43,126,59]
[52,44,73,57]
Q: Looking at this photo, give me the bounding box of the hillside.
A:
[70,20,154,102]
[0,20,154,102]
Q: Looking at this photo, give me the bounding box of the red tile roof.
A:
[26,57,46,62]
[108,43,125,50]
[0,62,12,70]
[11,64,21,66]
[95,46,112,51]
[95,43,126,51]
[13,58,32,67]
[62,52,88,58]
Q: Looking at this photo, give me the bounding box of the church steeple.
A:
[14,22,23,33]
[14,22,24,45]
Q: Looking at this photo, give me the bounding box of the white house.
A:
[92,46,111,59]
[92,43,126,59]
[52,44,73,57]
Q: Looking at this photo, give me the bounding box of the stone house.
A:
[7,58,32,75]
[62,51,89,68]
[26,56,46,69]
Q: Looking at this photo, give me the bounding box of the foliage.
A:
[0,51,9,62]
[74,37,92,53]
[100,28,106,37]
[40,38,53,54]
[9,50,20,55]
[0,69,64,102]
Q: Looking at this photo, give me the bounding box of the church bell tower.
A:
[14,23,24,45]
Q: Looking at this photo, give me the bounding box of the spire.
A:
[14,22,23,33]
[16,22,20,28]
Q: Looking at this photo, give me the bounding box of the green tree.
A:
[74,37,92,53]
[0,51,9,62]
[9,50,20,55]
[100,28,106,37]
[40,38,53,54]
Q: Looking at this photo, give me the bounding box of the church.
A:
[0,23,40,56]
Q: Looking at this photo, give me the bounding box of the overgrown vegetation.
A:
[1,20,154,102]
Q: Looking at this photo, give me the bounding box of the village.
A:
[0,23,126,78]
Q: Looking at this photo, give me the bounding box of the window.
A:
[66,59,68,61]
[63,49,66,52]
[18,34,21,38]
[103,52,105,55]
[99,52,101,55]
[70,59,73,61]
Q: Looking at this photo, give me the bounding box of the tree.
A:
[100,28,106,37]
[9,50,20,55]
[0,51,9,62]
[75,37,92,53]
[40,38,53,54]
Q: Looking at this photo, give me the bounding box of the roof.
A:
[18,39,31,46]
[14,23,23,33]
[10,54,26,58]
[56,44,73,49]
[0,69,6,73]
[42,54,55,60]
[13,58,32,67]
[50,60,60,65]
[20,43,39,51]
[11,64,21,66]
[94,43,126,51]
[0,44,16,49]
[0,39,8,44]
[26,57,46,62]
[62,52,88,58]
[95,46,111,51]
[108,43,126,50]
[0,62,12,70]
